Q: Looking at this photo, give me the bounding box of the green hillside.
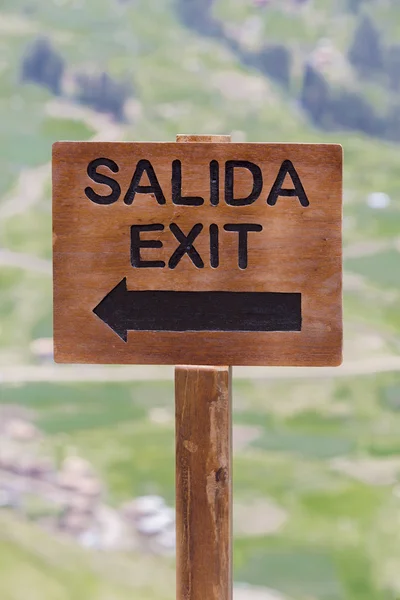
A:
[1,1,400,599]
[3,374,400,599]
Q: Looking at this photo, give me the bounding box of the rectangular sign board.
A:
[53,142,342,366]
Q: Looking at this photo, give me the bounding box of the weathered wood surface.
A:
[53,139,342,366]
[175,365,232,600]
[176,134,232,144]
[175,134,232,600]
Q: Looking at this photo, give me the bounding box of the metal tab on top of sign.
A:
[52,141,343,367]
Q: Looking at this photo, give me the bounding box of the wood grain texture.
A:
[176,134,232,144]
[175,134,232,600]
[52,140,343,366]
[175,366,232,600]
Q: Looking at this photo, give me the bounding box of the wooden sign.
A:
[52,142,342,366]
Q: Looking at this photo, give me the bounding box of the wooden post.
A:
[175,134,232,600]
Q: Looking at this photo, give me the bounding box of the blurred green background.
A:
[2,1,400,598]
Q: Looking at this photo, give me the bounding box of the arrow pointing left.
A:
[93,278,302,342]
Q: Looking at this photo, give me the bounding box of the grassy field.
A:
[1,0,400,599]
[3,374,400,598]
[0,512,175,600]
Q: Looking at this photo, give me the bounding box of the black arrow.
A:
[93,278,302,342]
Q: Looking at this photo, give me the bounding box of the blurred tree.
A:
[384,103,400,141]
[257,45,292,88]
[300,63,383,137]
[300,63,330,126]
[347,0,372,14]
[74,71,131,122]
[177,0,221,35]
[348,14,384,76]
[386,44,400,91]
[328,88,383,136]
[21,37,64,95]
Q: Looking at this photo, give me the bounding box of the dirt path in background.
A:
[234,587,287,600]
[2,355,400,384]
[0,164,50,220]
[0,101,125,277]
[0,99,124,222]
[45,99,124,142]
[233,425,262,452]
[234,499,287,536]
[0,248,51,274]
[343,239,394,259]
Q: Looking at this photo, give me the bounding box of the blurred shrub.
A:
[21,37,65,95]
[348,14,384,77]
[227,41,292,89]
[257,44,292,88]
[300,63,383,137]
[328,88,383,136]
[386,44,400,91]
[74,71,131,122]
[177,0,221,35]
[178,0,291,87]
[347,0,372,14]
[384,103,400,142]
[300,63,330,126]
